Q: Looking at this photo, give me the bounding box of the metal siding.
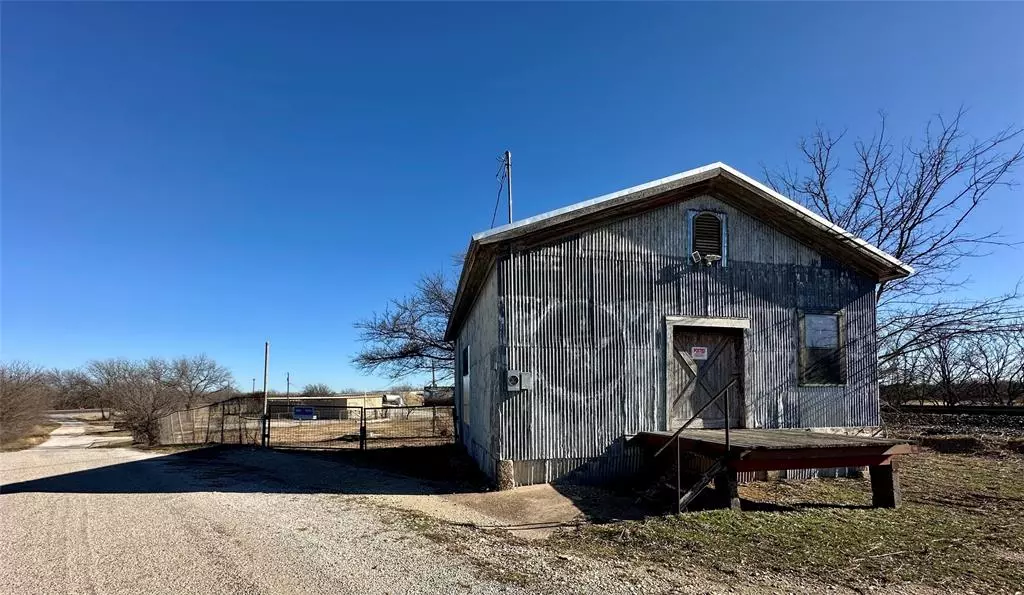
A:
[455,265,502,480]
[499,194,879,484]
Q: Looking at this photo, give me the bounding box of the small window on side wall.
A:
[798,312,845,385]
[460,345,471,426]
[688,210,727,266]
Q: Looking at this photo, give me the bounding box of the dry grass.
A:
[556,452,1024,592]
[0,421,61,451]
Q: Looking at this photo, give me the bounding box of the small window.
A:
[688,211,727,266]
[799,313,845,385]
[460,346,471,427]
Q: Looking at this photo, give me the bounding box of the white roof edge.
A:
[468,161,913,276]
[471,162,725,242]
[715,163,914,275]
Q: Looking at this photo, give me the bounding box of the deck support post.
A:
[870,461,901,509]
[714,466,741,511]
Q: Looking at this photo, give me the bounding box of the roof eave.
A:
[443,239,481,342]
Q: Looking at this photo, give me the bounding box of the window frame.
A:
[686,209,728,267]
[797,310,847,387]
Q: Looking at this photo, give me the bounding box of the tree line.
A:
[883,328,1024,407]
[0,355,233,446]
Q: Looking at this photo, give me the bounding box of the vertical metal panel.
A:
[496,194,879,485]
[455,265,501,480]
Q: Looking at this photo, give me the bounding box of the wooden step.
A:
[677,457,727,512]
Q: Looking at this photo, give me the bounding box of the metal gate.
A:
[266,404,455,450]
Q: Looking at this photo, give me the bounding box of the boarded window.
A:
[799,313,845,385]
[690,211,726,265]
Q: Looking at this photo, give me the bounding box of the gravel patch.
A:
[1,419,849,594]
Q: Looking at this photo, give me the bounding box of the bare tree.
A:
[353,271,456,382]
[0,362,51,444]
[920,336,974,407]
[967,330,1024,406]
[764,109,1024,364]
[171,354,235,409]
[302,383,335,398]
[109,361,183,445]
[85,358,137,419]
[880,349,931,406]
[47,368,95,410]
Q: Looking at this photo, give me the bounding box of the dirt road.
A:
[1,420,832,595]
[0,420,529,595]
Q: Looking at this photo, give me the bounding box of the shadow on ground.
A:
[0,445,488,497]
[1,444,664,527]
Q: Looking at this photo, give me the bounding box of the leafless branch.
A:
[765,108,1024,362]
[352,271,456,382]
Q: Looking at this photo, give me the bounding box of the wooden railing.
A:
[652,376,739,513]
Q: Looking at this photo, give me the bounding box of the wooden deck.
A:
[632,429,917,509]
[638,427,909,455]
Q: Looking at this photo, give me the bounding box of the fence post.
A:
[359,407,367,450]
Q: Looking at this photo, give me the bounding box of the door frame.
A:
[663,316,749,431]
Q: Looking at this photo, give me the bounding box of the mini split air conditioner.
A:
[506,370,533,392]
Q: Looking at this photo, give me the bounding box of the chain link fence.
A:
[156,395,264,446]
[362,406,455,449]
[156,398,455,450]
[267,404,455,449]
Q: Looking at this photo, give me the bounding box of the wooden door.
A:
[668,327,744,429]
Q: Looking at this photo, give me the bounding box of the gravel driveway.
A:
[0,421,523,595]
[0,419,830,595]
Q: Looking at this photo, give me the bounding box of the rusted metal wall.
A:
[498,194,878,484]
[454,265,503,479]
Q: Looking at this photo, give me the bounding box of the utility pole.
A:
[430,362,436,388]
[504,150,513,224]
[286,372,291,397]
[261,341,270,446]
[252,378,256,394]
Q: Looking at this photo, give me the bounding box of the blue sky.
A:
[3,2,1023,391]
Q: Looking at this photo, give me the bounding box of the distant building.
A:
[381,393,405,407]
[422,385,455,406]
[444,163,912,487]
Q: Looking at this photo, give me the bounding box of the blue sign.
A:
[292,406,316,420]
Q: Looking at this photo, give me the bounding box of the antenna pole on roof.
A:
[505,150,512,224]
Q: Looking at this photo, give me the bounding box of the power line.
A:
[489,154,508,228]
[504,150,512,225]
[489,153,509,227]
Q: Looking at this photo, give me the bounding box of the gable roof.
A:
[444,161,913,341]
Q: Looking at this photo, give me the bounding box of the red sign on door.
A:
[691,346,709,360]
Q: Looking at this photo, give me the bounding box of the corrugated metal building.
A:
[444,163,912,487]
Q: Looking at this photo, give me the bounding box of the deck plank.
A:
[638,429,907,451]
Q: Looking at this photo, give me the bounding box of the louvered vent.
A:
[692,212,723,257]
